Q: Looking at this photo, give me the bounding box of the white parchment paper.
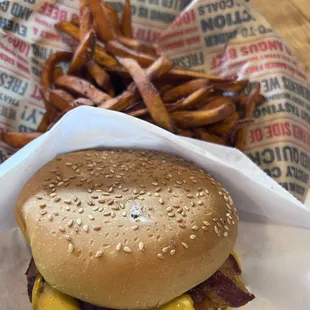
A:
[0,107,310,309]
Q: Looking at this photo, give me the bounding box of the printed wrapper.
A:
[0,0,309,203]
[0,107,310,309]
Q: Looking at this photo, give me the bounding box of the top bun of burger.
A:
[16,150,238,309]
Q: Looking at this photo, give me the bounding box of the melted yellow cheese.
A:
[32,274,80,310]
[154,294,195,310]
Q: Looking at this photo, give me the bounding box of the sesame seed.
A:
[83,225,89,232]
[49,184,55,188]
[104,211,111,216]
[223,232,228,237]
[122,212,126,217]
[39,203,46,209]
[115,194,123,198]
[68,243,74,253]
[107,199,114,205]
[202,226,208,231]
[77,200,81,207]
[182,242,189,249]
[73,196,78,202]
[138,242,144,251]
[154,193,160,197]
[59,226,65,232]
[88,215,95,220]
[214,226,219,234]
[162,246,170,253]
[232,221,235,225]
[95,251,103,258]
[57,181,64,187]
[168,213,175,217]
[54,197,61,202]
[40,210,47,215]
[108,187,114,193]
[98,207,103,212]
[192,225,198,230]
[53,210,59,216]
[116,243,122,251]
[64,199,71,205]
[93,225,101,231]
[67,220,73,227]
[93,206,99,211]
[48,214,53,221]
[159,198,164,204]
[50,193,57,198]
[190,234,196,240]
[179,224,186,229]
[87,189,93,194]
[36,195,43,200]
[166,207,173,212]
[66,162,73,166]
[124,246,131,253]
[65,235,71,241]
[198,200,203,205]
[224,225,229,231]
[152,182,158,186]
[227,218,231,225]
[184,206,189,211]
[98,198,105,203]
[77,219,82,226]
[78,208,84,214]
[91,195,98,199]
[168,188,172,193]
[132,225,139,231]
[157,253,164,260]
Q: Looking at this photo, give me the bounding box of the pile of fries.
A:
[2,0,265,153]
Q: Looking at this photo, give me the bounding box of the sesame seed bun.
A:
[16,150,238,309]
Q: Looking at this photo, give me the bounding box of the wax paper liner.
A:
[0,0,309,201]
[0,108,310,309]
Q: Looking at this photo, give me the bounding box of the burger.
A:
[16,149,255,309]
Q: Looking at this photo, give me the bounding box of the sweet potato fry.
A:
[117,36,158,57]
[55,75,111,105]
[214,79,248,93]
[121,0,133,38]
[41,52,72,91]
[171,102,235,128]
[103,3,122,36]
[102,57,173,110]
[207,112,240,136]
[49,89,75,111]
[168,87,214,112]
[55,21,80,41]
[52,67,64,83]
[68,29,96,74]
[41,51,72,120]
[193,129,226,145]
[89,0,115,41]
[236,94,266,110]
[86,60,114,96]
[235,84,261,150]
[2,132,42,148]
[201,96,236,111]
[55,22,118,68]
[117,57,175,132]
[94,42,118,68]
[166,68,232,82]
[177,128,194,138]
[37,113,49,132]
[79,0,93,39]
[107,41,155,67]
[163,79,211,102]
